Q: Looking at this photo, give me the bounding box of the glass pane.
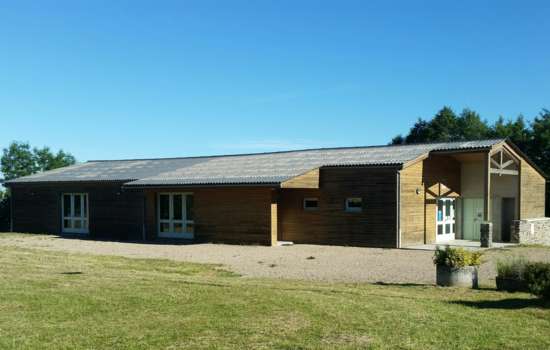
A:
[174,223,184,233]
[304,198,318,209]
[452,223,455,234]
[83,195,88,218]
[74,195,82,217]
[173,194,183,220]
[186,223,194,233]
[159,195,170,220]
[64,219,71,229]
[186,195,194,221]
[437,201,443,222]
[437,224,443,235]
[63,195,71,217]
[347,198,362,208]
[74,220,82,229]
[445,201,451,218]
[445,223,451,234]
[160,222,170,233]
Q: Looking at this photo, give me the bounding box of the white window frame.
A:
[61,193,89,234]
[345,197,363,213]
[303,197,319,210]
[157,192,194,239]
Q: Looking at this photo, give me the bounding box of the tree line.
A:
[392,107,550,216]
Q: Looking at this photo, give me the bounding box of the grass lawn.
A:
[0,245,549,349]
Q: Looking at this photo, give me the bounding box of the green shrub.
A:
[496,256,528,280]
[433,246,482,268]
[524,262,550,300]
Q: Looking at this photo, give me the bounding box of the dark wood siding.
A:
[10,182,144,240]
[144,187,274,245]
[279,167,399,247]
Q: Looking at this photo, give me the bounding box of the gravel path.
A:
[1,234,549,285]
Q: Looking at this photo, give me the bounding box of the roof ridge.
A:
[88,138,506,163]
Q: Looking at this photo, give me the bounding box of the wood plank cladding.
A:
[279,167,399,248]
[143,187,274,245]
[520,160,546,219]
[399,155,461,245]
[10,182,144,240]
[399,161,425,246]
[423,155,461,244]
[280,168,320,189]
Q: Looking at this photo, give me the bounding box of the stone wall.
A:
[512,218,550,246]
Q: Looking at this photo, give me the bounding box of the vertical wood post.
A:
[483,152,492,222]
[270,189,279,246]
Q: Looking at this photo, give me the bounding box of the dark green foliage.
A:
[1,141,76,181]
[392,106,550,216]
[524,262,550,300]
[0,141,75,230]
[1,142,36,181]
[496,256,528,280]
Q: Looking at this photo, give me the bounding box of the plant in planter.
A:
[433,246,482,288]
[524,262,550,301]
[495,256,529,292]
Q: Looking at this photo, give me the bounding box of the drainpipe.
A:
[396,171,401,248]
[142,192,146,241]
[9,190,13,232]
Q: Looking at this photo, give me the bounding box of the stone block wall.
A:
[512,218,550,246]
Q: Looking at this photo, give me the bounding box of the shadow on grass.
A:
[374,282,432,287]
[60,271,83,275]
[451,298,548,309]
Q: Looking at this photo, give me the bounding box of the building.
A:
[4,139,546,247]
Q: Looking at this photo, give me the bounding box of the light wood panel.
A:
[520,160,546,219]
[281,168,320,189]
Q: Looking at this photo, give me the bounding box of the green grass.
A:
[0,246,549,349]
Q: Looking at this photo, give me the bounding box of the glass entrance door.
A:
[62,193,89,234]
[436,198,455,242]
[158,193,194,239]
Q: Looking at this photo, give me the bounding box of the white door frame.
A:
[157,192,194,239]
[61,193,89,234]
[436,197,456,242]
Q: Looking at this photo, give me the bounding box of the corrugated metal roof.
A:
[5,139,504,186]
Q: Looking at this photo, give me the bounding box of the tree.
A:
[1,142,37,181]
[456,109,490,141]
[489,115,532,152]
[1,141,76,181]
[33,147,76,172]
[391,106,549,216]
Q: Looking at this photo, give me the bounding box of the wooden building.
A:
[4,139,546,248]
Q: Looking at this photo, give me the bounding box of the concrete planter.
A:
[495,277,529,293]
[436,265,479,288]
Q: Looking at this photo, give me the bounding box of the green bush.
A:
[433,246,482,268]
[524,262,550,300]
[496,256,528,280]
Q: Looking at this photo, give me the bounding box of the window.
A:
[62,193,89,234]
[303,198,319,210]
[158,193,194,238]
[345,197,363,212]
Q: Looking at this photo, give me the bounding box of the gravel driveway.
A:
[1,234,549,285]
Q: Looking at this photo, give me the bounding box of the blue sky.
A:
[1,0,549,163]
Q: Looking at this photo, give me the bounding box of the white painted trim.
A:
[61,193,89,234]
[157,192,194,239]
[436,197,456,242]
